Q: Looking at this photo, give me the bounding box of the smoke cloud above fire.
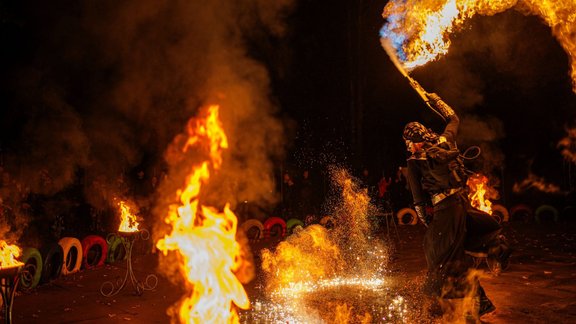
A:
[0,1,294,240]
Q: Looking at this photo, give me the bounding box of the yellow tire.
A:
[319,216,335,228]
[239,219,264,240]
[397,208,417,225]
[491,204,509,223]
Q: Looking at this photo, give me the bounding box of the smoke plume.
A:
[0,0,293,242]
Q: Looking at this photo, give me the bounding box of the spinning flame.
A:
[381,0,576,91]
[0,240,24,269]
[156,105,248,323]
[467,173,496,215]
[117,199,139,233]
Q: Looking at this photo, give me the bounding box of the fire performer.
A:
[403,93,498,319]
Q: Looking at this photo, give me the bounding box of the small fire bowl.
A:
[118,230,140,239]
[0,265,23,279]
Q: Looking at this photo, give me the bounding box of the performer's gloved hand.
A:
[427,93,455,118]
[414,205,430,227]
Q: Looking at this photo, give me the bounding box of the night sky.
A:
[1,0,575,224]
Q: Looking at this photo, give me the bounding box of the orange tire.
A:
[58,237,83,275]
[491,204,509,223]
[397,208,417,225]
[239,219,264,241]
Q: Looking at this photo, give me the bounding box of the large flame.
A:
[156,105,249,323]
[467,173,497,215]
[381,0,576,91]
[0,240,24,269]
[117,199,139,233]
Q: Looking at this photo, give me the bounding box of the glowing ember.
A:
[156,105,249,323]
[116,199,139,233]
[380,0,576,92]
[467,173,497,215]
[259,168,395,322]
[0,240,24,270]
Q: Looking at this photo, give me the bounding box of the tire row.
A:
[19,233,130,290]
[395,204,568,226]
[240,216,328,241]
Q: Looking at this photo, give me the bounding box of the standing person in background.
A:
[281,172,296,219]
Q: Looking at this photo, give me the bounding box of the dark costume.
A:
[404,94,506,317]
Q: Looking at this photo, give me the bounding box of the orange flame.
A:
[117,199,139,233]
[467,173,497,215]
[381,0,576,91]
[156,105,249,323]
[0,240,24,269]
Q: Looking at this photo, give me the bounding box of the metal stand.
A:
[100,230,157,297]
[0,266,21,324]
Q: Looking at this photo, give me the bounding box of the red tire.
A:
[81,235,108,270]
[263,217,286,239]
[510,204,533,222]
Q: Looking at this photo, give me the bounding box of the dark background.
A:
[1,0,575,240]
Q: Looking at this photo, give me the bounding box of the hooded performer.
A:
[403,93,506,319]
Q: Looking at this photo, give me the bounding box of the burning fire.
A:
[117,199,139,233]
[0,240,24,270]
[380,0,576,92]
[156,105,249,323]
[467,173,497,215]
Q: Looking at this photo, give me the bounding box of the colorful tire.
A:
[510,204,533,222]
[19,247,43,290]
[58,237,83,275]
[239,219,264,241]
[263,217,287,239]
[40,243,64,284]
[491,204,509,223]
[535,205,559,223]
[81,235,108,270]
[286,218,305,234]
[106,234,128,264]
[319,216,335,229]
[397,208,417,225]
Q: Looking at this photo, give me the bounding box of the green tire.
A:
[20,247,43,290]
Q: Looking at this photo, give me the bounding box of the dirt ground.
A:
[5,221,576,323]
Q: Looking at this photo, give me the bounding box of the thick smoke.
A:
[0,0,293,242]
[458,115,505,174]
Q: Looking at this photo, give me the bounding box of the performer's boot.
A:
[477,286,496,316]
